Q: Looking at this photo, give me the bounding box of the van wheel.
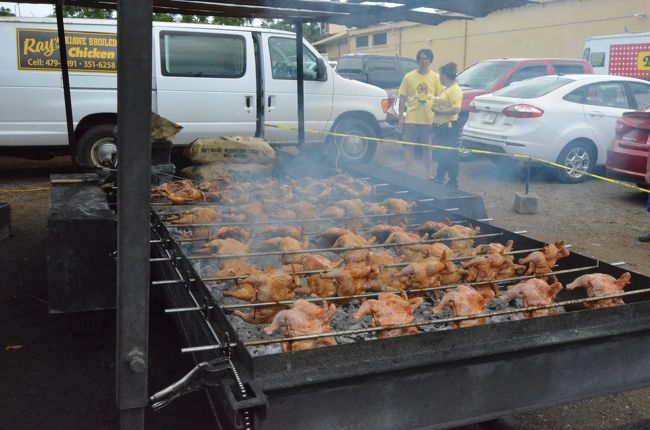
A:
[333,119,377,164]
[555,140,596,183]
[76,124,117,170]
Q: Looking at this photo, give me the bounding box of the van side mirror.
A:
[316,58,328,82]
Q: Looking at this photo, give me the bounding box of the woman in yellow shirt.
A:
[431,62,463,188]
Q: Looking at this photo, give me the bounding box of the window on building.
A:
[160,32,246,78]
[373,32,387,46]
[356,35,368,48]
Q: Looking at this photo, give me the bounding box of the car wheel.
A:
[76,124,117,170]
[332,118,377,164]
[555,140,596,183]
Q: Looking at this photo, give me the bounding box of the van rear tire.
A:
[76,124,117,170]
[333,119,377,165]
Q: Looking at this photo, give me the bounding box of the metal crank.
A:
[150,355,267,428]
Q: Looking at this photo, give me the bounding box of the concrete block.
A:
[0,202,9,240]
[514,192,538,214]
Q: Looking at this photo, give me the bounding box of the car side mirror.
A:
[316,58,328,82]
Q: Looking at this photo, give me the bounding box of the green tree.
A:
[60,6,114,19]
[261,20,324,43]
[0,6,16,16]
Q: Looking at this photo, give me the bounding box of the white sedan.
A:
[461,74,650,182]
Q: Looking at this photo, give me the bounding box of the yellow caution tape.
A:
[266,123,649,194]
[0,187,49,193]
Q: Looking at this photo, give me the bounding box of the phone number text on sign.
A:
[17,28,117,73]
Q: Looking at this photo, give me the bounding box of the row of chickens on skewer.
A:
[162,211,631,353]
[151,174,376,206]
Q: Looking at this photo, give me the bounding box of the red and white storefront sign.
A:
[609,43,650,78]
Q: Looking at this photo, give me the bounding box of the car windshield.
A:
[457,61,515,89]
[493,76,574,98]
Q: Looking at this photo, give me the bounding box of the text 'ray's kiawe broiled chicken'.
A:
[433,285,495,329]
[519,241,570,282]
[566,272,631,309]
[353,292,423,339]
[264,299,337,352]
[500,278,563,319]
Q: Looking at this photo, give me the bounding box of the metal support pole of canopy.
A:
[295,20,305,146]
[55,0,77,157]
[115,1,152,429]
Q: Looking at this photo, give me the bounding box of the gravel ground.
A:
[2,149,650,429]
[375,144,650,430]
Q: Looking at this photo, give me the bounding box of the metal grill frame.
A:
[150,162,650,430]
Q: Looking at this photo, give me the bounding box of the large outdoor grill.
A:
[148,157,650,430]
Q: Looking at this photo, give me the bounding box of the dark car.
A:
[606,106,650,188]
[336,53,418,89]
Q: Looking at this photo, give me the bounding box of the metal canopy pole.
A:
[115,0,152,429]
[54,0,77,155]
[295,20,305,145]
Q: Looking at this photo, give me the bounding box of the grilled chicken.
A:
[414,219,452,236]
[196,238,251,255]
[381,198,416,214]
[518,241,570,282]
[294,255,342,298]
[152,180,205,204]
[432,285,495,328]
[260,236,309,264]
[286,201,319,220]
[240,202,267,222]
[500,279,563,318]
[462,252,526,284]
[225,269,300,303]
[472,240,514,256]
[264,300,337,352]
[353,293,423,339]
[365,224,406,243]
[326,174,374,198]
[566,272,631,309]
[398,258,446,291]
[168,207,220,225]
[210,259,260,278]
[292,179,335,202]
[364,252,408,292]
[334,199,366,218]
[322,205,346,219]
[320,263,379,297]
[260,225,303,240]
[384,231,431,260]
[363,202,389,216]
[314,227,357,248]
[430,225,480,253]
[212,226,251,242]
[331,232,374,263]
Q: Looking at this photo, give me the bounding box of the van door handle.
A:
[245,96,253,113]
[588,110,604,117]
[267,95,276,112]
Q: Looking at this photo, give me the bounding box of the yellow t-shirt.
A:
[398,70,443,125]
[432,82,463,125]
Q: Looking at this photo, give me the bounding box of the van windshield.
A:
[457,61,515,90]
[493,76,574,98]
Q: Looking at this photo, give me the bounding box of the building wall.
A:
[316,0,650,70]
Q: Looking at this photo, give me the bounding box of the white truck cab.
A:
[0,17,388,166]
[582,32,650,80]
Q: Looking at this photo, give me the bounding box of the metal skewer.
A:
[187,232,503,261]
[243,285,647,347]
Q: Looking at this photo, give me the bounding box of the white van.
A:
[582,32,650,80]
[0,17,388,166]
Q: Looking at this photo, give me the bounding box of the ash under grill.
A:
[149,160,650,430]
